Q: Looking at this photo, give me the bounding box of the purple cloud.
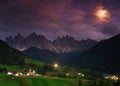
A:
[0,0,120,41]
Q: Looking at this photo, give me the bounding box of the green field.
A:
[29,59,44,66]
[0,64,100,86]
[0,64,24,72]
[0,63,115,86]
[0,73,79,86]
[0,58,44,72]
[0,73,116,86]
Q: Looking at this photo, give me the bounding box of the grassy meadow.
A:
[0,73,79,86]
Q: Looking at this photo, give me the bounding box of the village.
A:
[7,67,119,83]
[3,63,120,86]
[7,68,41,78]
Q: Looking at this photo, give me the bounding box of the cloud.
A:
[0,0,120,41]
[100,23,120,35]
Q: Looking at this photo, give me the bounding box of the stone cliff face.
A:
[5,33,97,53]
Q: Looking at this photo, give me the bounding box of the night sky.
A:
[0,0,120,40]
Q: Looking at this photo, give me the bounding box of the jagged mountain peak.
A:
[15,33,25,38]
[5,33,97,53]
[17,33,22,36]
[27,32,38,38]
[55,35,75,41]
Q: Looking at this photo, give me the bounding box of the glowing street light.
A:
[66,73,70,77]
[78,72,85,77]
[54,63,58,68]
[78,73,81,76]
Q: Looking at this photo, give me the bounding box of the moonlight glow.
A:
[95,6,110,21]
[96,9,107,18]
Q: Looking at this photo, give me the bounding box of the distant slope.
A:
[0,39,24,65]
[0,39,44,66]
[23,47,61,63]
[68,34,120,73]
[23,47,81,65]
[0,74,77,86]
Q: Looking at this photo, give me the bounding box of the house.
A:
[105,75,119,81]
[7,72,13,75]
[7,68,40,77]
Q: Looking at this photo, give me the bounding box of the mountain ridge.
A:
[23,47,81,65]
[5,33,97,53]
[23,47,60,64]
[68,34,120,73]
[0,39,44,67]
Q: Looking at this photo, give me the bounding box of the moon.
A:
[95,6,110,21]
[96,9,107,18]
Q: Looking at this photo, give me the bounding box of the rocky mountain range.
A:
[5,33,97,53]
